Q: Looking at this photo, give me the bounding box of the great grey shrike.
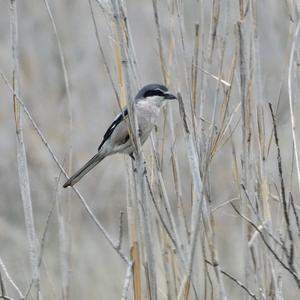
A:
[63,83,176,188]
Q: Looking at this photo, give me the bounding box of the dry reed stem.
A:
[121,260,133,300]
[42,1,74,297]
[177,93,207,299]
[111,0,158,298]
[89,0,120,102]
[130,242,142,300]
[288,19,300,195]
[10,1,40,298]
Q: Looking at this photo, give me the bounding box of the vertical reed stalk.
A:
[10,0,40,298]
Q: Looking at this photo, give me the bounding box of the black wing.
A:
[98,107,128,151]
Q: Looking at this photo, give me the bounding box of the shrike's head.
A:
[135,84,177,107]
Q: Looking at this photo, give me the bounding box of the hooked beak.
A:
[163,91,177,100]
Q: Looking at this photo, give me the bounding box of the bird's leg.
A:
[129,152,146,174]
[129,153,137,172]
[142,159,147,173]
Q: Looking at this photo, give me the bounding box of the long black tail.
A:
[63,152,106,188]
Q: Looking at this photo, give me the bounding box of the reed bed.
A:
[1,0,300,299]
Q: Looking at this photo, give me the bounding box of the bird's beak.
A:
[163,91,177,100]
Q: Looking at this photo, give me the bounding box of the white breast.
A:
[136,99,162,143]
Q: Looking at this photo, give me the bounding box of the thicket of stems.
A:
[1,1,300,299]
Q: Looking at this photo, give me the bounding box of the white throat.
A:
[146,95,165,107]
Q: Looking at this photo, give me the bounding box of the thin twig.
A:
[39,171,64,268]
[231,202,300,288]
[269,103,295,269]
[197,66,231,87]
[205,259,258,300]
[0,258,24,299]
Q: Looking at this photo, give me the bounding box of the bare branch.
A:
[205,259,258,300]
[269,103,295,269]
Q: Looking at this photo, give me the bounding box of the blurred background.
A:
[0,0,299,299]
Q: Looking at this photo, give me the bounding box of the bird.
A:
[63,83,176,188]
